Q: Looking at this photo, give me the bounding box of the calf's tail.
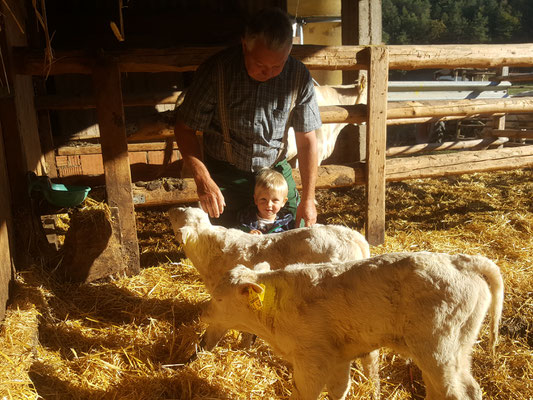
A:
[471,255,504,354]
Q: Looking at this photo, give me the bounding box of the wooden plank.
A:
[92,57,140,276]
[387,97,533,120]
[35,95,532,128]
[388,43,533,70]
[57,142,179,156]
[323,97,532,124]
[490,129,533,139]
[386,137,509,157]
[386,145,533,181]
[132,144,533,206]
[13,43,533,76]
[35,91,183,110]
[365,45,389,245]
[495,72,533,82]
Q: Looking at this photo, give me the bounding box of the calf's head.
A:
[168,206,211,244]
[204,265,266,323]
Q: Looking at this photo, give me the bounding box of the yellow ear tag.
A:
[248,284,266,310]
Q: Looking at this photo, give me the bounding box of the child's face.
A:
[254,187,288,221]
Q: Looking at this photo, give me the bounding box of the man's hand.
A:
[295,198,317,228]
[194,174,226,218]
[174,120,226,218]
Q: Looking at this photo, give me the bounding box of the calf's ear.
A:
[239,283,264,296]
[253,262,271,272]
[175,227,194,245]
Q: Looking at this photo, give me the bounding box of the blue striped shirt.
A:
[176,45,322,172]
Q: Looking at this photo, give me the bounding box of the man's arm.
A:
[294,129,318,227]
[174,119,225,218]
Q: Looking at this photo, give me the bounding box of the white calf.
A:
[168,206,377,390]
[286,78,367,165]
[204,252,504,400]
[168,206,370,293]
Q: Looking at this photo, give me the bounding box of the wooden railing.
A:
[13,43,533,245]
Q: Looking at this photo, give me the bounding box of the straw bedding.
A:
[1,169,531,399]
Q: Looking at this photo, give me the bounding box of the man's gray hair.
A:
[244,8,293,52]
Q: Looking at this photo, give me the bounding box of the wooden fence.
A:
[13,43,533,245]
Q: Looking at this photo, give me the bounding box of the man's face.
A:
[242,38,291,82]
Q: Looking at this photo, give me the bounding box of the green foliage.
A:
[383,0,528,44]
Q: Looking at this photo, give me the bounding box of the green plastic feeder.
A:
[28,172,91,208]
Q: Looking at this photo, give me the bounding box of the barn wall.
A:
[0,124,13,323]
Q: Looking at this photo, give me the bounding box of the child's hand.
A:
[249,229,263,235]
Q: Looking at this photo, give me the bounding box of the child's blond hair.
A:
[254,168,288,196]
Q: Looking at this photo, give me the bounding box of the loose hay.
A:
[1,169,532,399]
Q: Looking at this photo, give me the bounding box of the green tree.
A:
[382,0,526,44]
[382,0,445,44]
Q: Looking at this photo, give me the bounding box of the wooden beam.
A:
[132,145,533,207]
[92,57,140,276]
[321,97,532,125]
[388,44,533,70]
[46,98,532,147]
[365,45,389,245]
[386,115,501,126]
[57,142,179,156]
[386,145,533,181]
[386,97,533,120]
[495,72,533,82]
[35,91,182,110]
[13,43,533,76]
[386,137,509,157]
[490,129,533,139]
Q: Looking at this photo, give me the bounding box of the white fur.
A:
[286,81,367,165]
[167,206,376,393]
[168,206,370,293]
[204,252,504,400]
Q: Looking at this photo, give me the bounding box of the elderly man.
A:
[174,7,321,228]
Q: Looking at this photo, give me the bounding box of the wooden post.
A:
[0,123,14,322]
[92,57,140,276]
[341,0,382,163]
[0,1,46,269]
[492,66,509,142]
[341,0,382,84]
[365,45,389,245]
[35,79,57,178]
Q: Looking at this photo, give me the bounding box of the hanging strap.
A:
[217,61,234,165]
[277,65,304,162]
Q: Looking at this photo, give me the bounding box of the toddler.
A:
[238,168,294,234]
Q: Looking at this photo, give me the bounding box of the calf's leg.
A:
[361,350,381,399]
[290,359,328,400]
[325,361,352,400]
[200,323,228,350]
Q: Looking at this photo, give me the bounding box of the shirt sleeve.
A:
[291,64,322,133]
[175,58,217,131]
